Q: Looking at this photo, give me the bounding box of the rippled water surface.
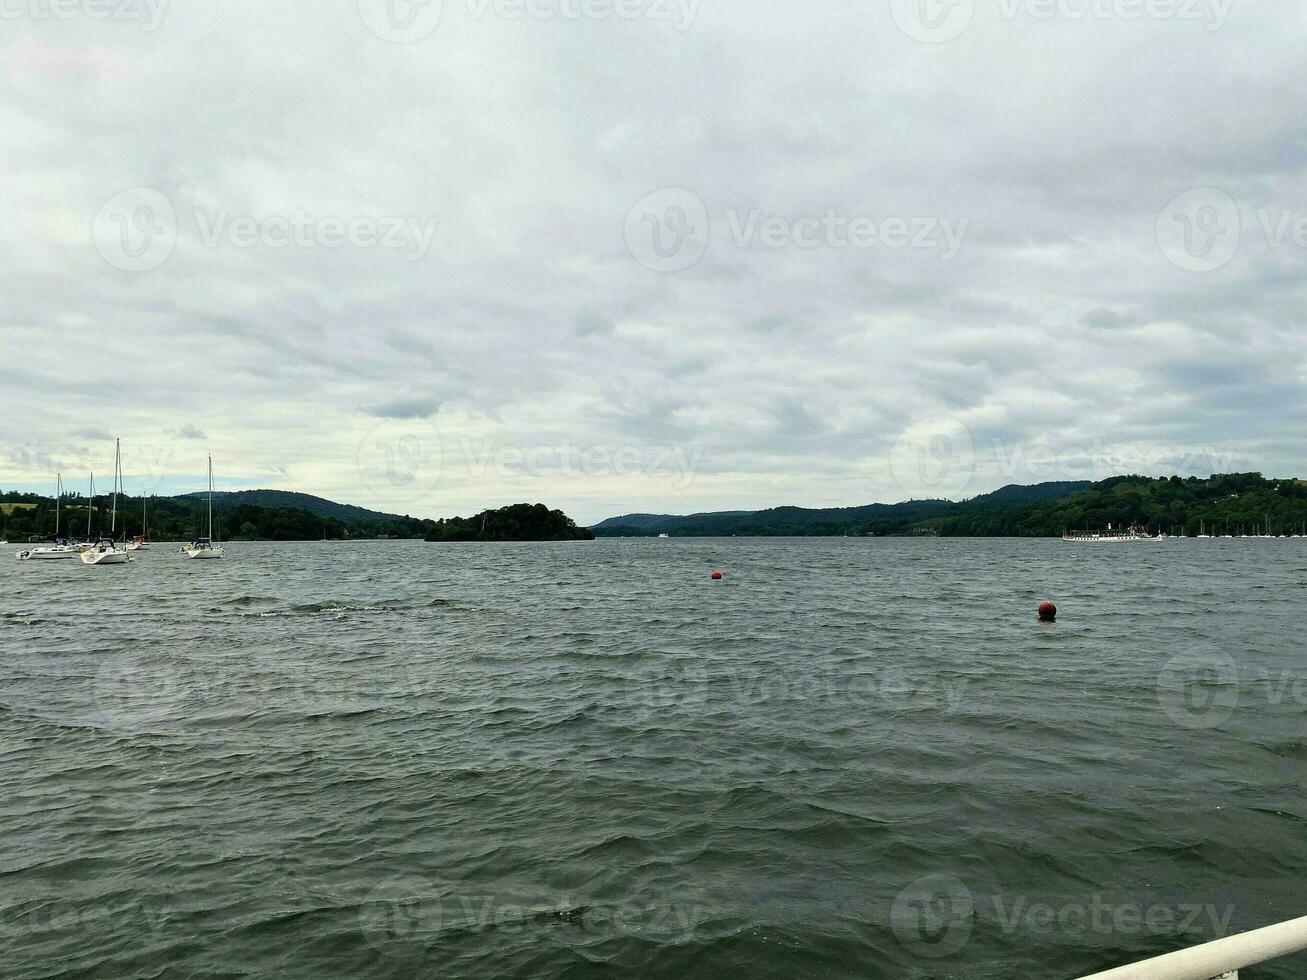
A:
[3,538,1306,978]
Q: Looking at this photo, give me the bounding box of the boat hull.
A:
[184,547,224,560]
[17,547,79,560]
[80,550,132,565]
[1061,536,1162,543]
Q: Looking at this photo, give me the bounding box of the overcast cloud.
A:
[2,0,1304,523]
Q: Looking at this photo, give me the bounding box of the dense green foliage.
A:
[998,473,1307,538]
[1,489,594,544]
[593,475,1307,538]
[425,503,596,542]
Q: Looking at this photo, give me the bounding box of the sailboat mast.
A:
[87,473,94,536]
[55,473,62,538]
[207,455,214,539]
[110,438,120,536]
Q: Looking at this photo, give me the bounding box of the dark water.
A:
[2,538,1305,979]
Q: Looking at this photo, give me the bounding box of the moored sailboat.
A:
[183,456,225,560]
[15,473,80,561]
[81,440,133,566]
[128,495,150,551]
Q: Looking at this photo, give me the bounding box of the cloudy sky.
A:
[2,0,1304,523]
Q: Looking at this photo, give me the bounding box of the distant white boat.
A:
[80,440,133,566]
[183,456,225,560]
[658,533,670,539]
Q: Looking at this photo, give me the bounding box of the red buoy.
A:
[1038,601,1057,622]
[711,570,723,580]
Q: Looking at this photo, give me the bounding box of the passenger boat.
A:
[1062,522,1160,542]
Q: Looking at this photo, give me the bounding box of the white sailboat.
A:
[183,456,225,560]
[81,440,133,565]
[15,473,80,561]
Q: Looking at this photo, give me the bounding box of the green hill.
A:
[183,490,427,537]
[592,477,1307,537]
[592,482,1094,537]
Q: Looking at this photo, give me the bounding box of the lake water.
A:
[2,538,1305,978]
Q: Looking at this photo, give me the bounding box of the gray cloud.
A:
[72,427,114,441]
[1083,308,1145,331]
[575,312,614,337]
[362,397,442,420]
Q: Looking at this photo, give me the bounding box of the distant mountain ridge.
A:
[592,482,1095,536]
[973,481,1093,502]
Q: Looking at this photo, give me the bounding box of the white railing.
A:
[1076,913,1307,979]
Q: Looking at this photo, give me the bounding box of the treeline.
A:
[967,473,1307,538]
[1,492,393,542]
[425,503,595,542]
[604,501,951,537]
[2,492,596,543]
[593,474,1307,538]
